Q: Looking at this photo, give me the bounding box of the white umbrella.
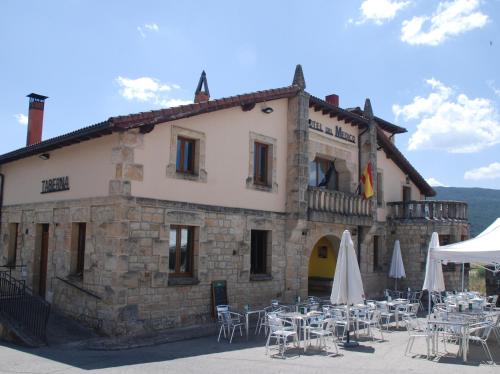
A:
[331,230,365,346]
[422,232,445,317]
[389,240,406,291]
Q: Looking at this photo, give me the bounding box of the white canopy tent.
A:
[429,218,500,269]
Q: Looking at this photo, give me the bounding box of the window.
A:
[439,235,456,271]
[251,230,270,275]
[169,225,194,276]
[254,142,269,186]
[309,158,338,191]
[70,223,86,277]
[373,235,381,272]
[377,172,383,206]
[7,223,18,267]
[176,137,195,174]
[247,132,277,192]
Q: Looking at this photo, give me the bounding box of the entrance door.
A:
[39,224,49,299]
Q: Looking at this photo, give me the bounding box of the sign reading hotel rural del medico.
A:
[41,176,70,194]
[308,119,356,144]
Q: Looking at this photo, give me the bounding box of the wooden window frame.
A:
[176,137,196,174]
[169,225,194,277]
[251,230,268,275]
[253,142,269,186]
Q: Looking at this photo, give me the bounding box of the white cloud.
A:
[426,177,448,187]
[358,0,411,25]
[13,113,28,125]
[144,23,159,32]
[401,0,488,46]
[464,162,500,180]
[487,80,500,98]
[116,76,191,108]
[393,79,500,153]
[137,23,159,38]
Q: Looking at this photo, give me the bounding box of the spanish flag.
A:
[361,162,374,199]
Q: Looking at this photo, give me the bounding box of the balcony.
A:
[307,187,372,225]
[387,200,468,221]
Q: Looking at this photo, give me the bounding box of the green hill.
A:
[432,187,500,237]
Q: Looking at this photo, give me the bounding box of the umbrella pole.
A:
[461,263,465,292]
[343,303,359,348]
[395,278,398,291]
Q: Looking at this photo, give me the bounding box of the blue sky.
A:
[1,0,499,189]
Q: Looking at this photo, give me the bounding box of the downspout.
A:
[357,128,369,265]
[0,173,4,243]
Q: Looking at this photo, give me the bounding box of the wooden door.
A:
[39,224,49,298]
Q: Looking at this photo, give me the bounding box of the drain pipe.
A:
[0,173,4,241]
[357,127,369,265]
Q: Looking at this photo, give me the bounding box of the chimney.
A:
[325,94,339,107]
[194,70,210,103]
[26,93,48,146]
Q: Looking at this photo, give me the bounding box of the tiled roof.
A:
[0,85,300,165]
[0,83,434,196]
[376,126,435,197]
[346,106,407,134]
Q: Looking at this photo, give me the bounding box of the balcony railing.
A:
[387,200,468,221]
[308,187,371,217]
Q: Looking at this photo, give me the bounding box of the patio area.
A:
[0,321,499,374]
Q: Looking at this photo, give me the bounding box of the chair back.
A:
[220,311,234,327]
[267,315,284,333]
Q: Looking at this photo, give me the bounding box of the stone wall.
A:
[386,220,470,291]
[0,196,288,336]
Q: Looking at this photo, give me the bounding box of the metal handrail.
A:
[0,271,50,343]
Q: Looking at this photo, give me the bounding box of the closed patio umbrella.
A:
[331,230,365,347]
[389,240,406,291]
[422,232,445,317]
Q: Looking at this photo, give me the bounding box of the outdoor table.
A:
[427,319,470,362]
[379,299,408,328]
[244,308,264,339]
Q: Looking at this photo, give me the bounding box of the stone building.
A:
[0,66,468,336]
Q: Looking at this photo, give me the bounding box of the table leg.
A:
[246,314,249,340]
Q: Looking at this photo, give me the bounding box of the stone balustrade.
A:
[307,187,371,217]
[387,200,468,221]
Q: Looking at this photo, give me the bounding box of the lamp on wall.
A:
[39,153,50,160]
[261,106,274,114]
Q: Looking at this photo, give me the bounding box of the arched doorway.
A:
[308,235,340,296]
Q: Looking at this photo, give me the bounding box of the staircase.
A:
[0,271,50,346]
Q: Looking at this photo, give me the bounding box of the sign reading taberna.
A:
[308,119,356,144]
[41,176,70,194]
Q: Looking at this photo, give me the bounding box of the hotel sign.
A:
[41,176,70,194]
[308,119,356,144]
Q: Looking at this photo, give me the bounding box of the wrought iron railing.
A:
[0,271,50,343]
[386,200,468,221]
[308,187,371,217]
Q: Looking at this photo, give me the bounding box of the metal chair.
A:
[265,315,298,358]
[217,310,245,343]
[307,317,339,354]
[468,321,495,364]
